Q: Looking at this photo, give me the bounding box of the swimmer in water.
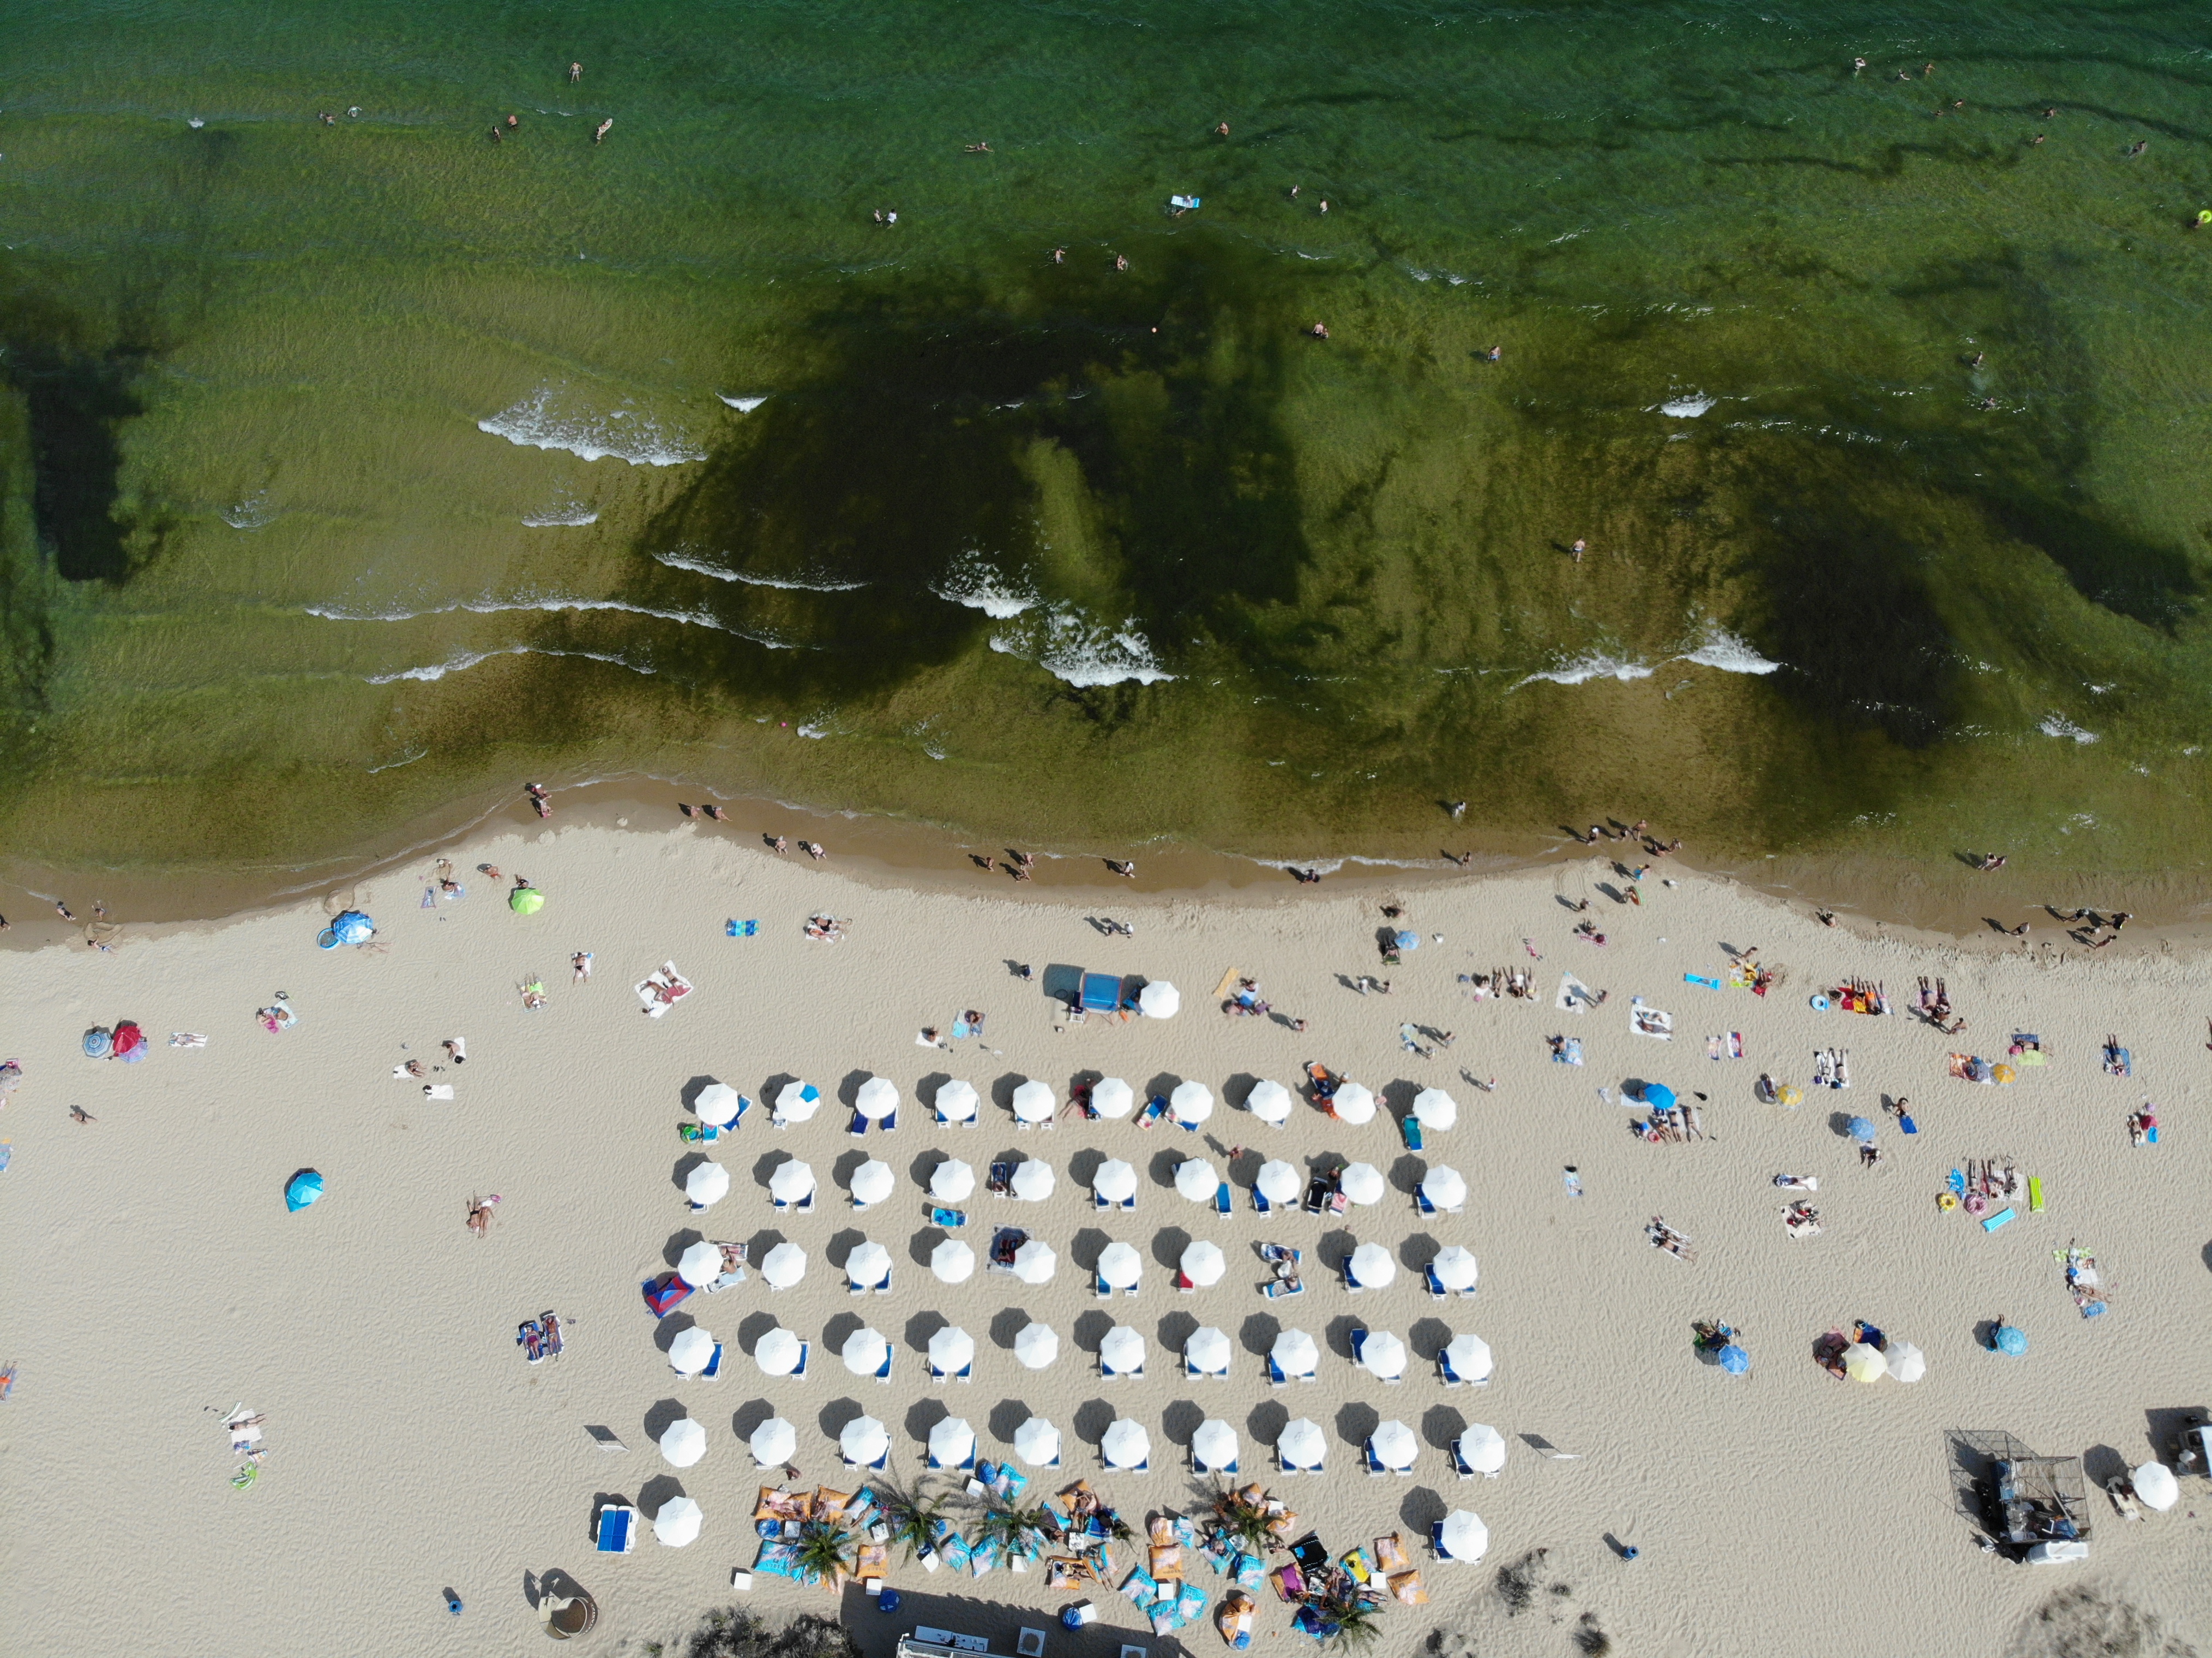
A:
[1487,344,1502,361]
[1053,247,1065,262]
[595,117,614,143]
[1215,121,1229,137]
[1852,57,1866,73]
[1114,253,1128,271]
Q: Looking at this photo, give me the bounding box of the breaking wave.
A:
[989,609,1175,687]
[2040,713,2099,743]
[655,551,866,591]
[478,386,704,466]
[305,594,798,650]
[933,551,1039,618]
[522,500,599,527]
[1656,392,1716,418]
[1679,628,1782,674]
[1515,653,1655,688]
[717,393,769,412]
[366,645,654,683]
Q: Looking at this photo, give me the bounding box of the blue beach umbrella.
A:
[1847,1116,1878,1144]
[1993,1324,2028,1357]
[1717,1344,1750,1375]
[1643,1083,1677,1112]
[1394,930,1420,951]
[285,1169,326,1212]
[331,910,375,946]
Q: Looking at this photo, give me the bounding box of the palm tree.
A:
[790,1517,857,1587]
[1211,1488,1277,1555]
[868,1475,954,1564]
[973,1497,1052,1558]
[1325,1597,1384,1654]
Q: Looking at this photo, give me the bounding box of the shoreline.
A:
[9,774,2212,966]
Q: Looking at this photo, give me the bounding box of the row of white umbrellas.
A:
[693,1073,1462,1132]
[687,1150,1473,1215]
[676,1317,1489,1383]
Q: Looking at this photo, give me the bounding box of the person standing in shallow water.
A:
[570,62,582,83]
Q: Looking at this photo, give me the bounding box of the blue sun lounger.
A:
[596,1504,639,1553]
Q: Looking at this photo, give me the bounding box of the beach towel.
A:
[1374,1533,1411,1573]
[1685,972,1721,990]
[635,962,694,1018]
[1629,999,1673,1040]
[968,1536,1001,1577]
[1387,1570,1428,1605]
[1149,1545,1184,1578]
[1554,972,1595,1014]
[1231,1552,1265,1588]
[1122,1565,1164,1607]
[1550,1037,1583,1066]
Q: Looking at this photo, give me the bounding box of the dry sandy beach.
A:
[3,820,2209,1658]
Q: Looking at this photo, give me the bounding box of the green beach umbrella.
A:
[509,886,545,915]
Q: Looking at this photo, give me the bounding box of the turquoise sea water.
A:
[5,1,2212,873]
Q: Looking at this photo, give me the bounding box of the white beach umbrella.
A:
[1359,1329,1408,1380]
[928,1416,976,1465]
[1181,1239,1227,1287]
[1369,1420,1418,1470]
[1185,1326,1232,1374]
[1192,1418,1238,1470]
[855,1076,899,1119]
[930,1238,976,1284]
[774,1081,821,1123]
[841,1327,890,1377]
[930,1157,975,1202]
[839,1415,889,1465]
[1138,981,1181,1018]
[1841,1342,1888,1384]
[1432,1246,1480,1291]
[753,1326,801,1377]
[1011,1159,1055,1202]
[669,1326,717,1375]
[1092,1158,1139,1204]
[1169,1080,1215,1125]
[686,1162,731,1208]
[1349,1241,1397,1288]
[695,1082,742,1127]
[1421,1166,1468,1210]
[1886,1340,1927,1384]
[1013,1321,1060,1370]
[1102,1419,1151,1469]
[768,1158,816,1205]
[1011,1238,1057,1283]
[2135,1461,2181,1512]
[1175,1158,1219,1203]
[1443,1333,1494,1383]
[653,1495,703,1547]
[928,1326,976,1374]
[1277,1418,1326,1469]
[1339,1162,1386,1206]
[1013,1416,1062,1467]
[676,1240,725,1288]
[761,1241,807,1288]
[1099,1325,1146,1374]
[850,1159,895,1206]
[844,1239,892,1289]
[1256,1159,1303,1204]
[1412,1088,1459,1130]
[1091,1077,1135,1119]
[660,1417,707,1468]
[934,1078,978,1122]
[1460,1423,1507,1475]
[1271,1328,1319,1378]
[1097,1240,1144,1289]
[749,1416,797,1467]
[1012,1079,1056,1123]
[1245,1079,1292,1124]
[1330,1083,1377,1125]
[1438,1510,1488,1562]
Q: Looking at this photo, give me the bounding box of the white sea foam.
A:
[989,609,1175,687]
[223,491,275,530]
[933,552,1039,618]
[2040,713,2099,744]
[655,551,865,591]
[1678,628,1782,675]
[522,500,599,528]
[718,394,769,412]
[365,644,654,684]
[1657,392,1716,418]
[1516,652,1655,688]
[305,594,797,649]
[478,386,703,466]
